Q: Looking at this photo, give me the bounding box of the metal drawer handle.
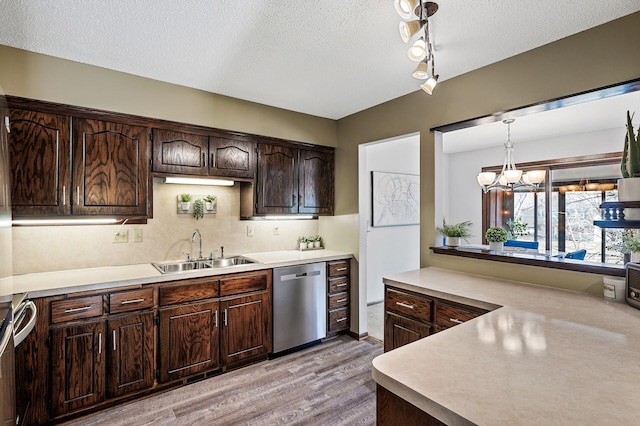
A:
[336,283,348,288]
[62,186,66,206]
[113,330,117,351]
[64,305,92,314]
[121,298,145,305]
[336,317,347,322]
[336,267,347,272]
[396,302,414,309]
[214,310,218,328]
[450,318,464,324]
[223,309,227,326]
[77,186,80,205]
[98,332,102,354]
[336,298,348,303]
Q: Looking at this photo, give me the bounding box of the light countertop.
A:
[373,267,640,425]
[13,249,352,298]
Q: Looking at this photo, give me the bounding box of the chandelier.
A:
[394,0,439,94]
[477,119,546,192]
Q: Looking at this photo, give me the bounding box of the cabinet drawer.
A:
[436,302,486,329]
[328,276,349,293]
[328,308,349,332]
[51,295,103,324]
[328,292,349,309]
[386,288,433,324]
[328,260,350,277]
[159,280,219,306]
[220,272,268,297]
[109,288,154,314]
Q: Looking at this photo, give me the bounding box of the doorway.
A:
[358,134,420,341]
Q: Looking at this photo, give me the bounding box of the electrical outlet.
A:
[247,225,254,237]
[273,225,280,235]
[133,228,143,243]
[113,229,128,243]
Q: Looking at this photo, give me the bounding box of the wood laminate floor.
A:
[68,335,383,426]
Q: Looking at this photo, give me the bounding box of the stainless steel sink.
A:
[152,256,255,274]
[211,256,255,267]
[152,260,213,274]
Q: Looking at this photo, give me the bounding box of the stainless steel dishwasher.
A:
[273,262,327,354]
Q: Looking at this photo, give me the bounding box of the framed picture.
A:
[371,171,419,227]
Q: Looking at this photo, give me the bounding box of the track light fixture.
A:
[395,0,439,95]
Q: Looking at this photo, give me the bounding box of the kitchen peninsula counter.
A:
[373,267,640,425]
[13,249,352,298]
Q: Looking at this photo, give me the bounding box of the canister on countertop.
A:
[603,276,625,303]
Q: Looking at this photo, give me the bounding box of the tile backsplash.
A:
[12,179,319,274]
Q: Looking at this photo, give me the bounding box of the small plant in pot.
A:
[179,193,192,211]
[485,226,508,252]
[622,230,640,263]
[297,236,308,250]
[436,219,472,247]
[619,111,640,219]
[204,194,216,211]
[309,235,322,248]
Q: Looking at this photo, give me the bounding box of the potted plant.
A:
[204,195,216,211]
[619,111,640,219]
[622,230,640,263]
[436,219,472,247]
[507,216,528,240]
[485,226,508,252]
[297,236,308,250]
[179,193,192,211]
[310,235,322,248]
[192,199,205,220]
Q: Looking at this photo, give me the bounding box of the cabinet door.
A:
[51,321,106,417]
[107,312,154,398]
[152,129,209,175]
[220,292,271,367]
[384,313,432,353]
[72,118,149,215]
[158,300,219,382]
[298,148,334,215]
[256,144,298,214]
[8,109,71,216]
[209,137,256,179]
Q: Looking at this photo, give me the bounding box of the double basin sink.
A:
[152,256,255,274]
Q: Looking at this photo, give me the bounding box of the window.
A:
[482,153,623,264]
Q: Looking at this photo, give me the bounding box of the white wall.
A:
[442,127,625,244]
[359,135,420,305]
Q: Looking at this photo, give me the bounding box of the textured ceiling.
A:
[0,1,638,119]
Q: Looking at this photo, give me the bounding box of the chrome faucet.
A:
[191,229,203,260]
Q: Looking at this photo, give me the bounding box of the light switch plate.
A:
[247,225,254,237]
[133,228,143,243]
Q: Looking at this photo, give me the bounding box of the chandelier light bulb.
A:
[525,170,546,184]
[477,172,496,186]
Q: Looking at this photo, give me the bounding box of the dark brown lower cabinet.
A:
[50,322,106,417]
[383,313,432,353]
[159,300,219,382]
[377,385,445,426]
[220,292,271,368]
[107,312,154,397]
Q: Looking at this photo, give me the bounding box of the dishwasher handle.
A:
[14,301,37,347]
[280,270,322,281]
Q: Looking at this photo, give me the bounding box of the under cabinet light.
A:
[162,177,234,186]
[12,218,120,226]
[264,215,315,220]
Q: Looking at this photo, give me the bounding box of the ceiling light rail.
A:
[395,0,439,95]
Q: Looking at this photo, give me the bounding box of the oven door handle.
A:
[14,301,37,347]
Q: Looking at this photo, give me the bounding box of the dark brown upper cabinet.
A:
[151,130,256,180]
[254,143,334,216]
[151,129,209,176]
[8,109,72,216]
[72,118,149,216]
[209,137,256,179]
